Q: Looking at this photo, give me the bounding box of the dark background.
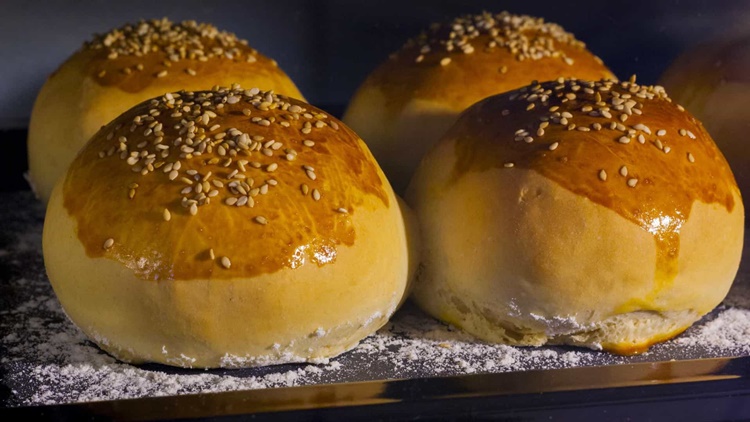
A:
[1,0,749,188]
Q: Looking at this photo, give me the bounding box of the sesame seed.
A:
[103,238,115,250]
[336,208,349,214]
[312,189,321,201]
[687,152,695,163]
[663,146,671,154]
[503,162,515,168]
[209,249,215,260]
[305,169,317,180]
[687,130,696,139]
[163,208,171,221]
[440,57,451,66]
[618,136,631,144]
[657,129,667,136]
[254,216,268,225]
[303,140,315,147]
[549,142,559,151]
[634,123,652,135]
[220,256,231,269]
[598,170,607,181]
[156,70,168,78]
[189,203,198,216]
[679,129,687,136]
[619,166,628,177]
[267,163,278,172]
[627,178,638,188]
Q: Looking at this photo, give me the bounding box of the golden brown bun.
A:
[43,86,416,368]
[342,11,615,193]
[660,34,750,201]
[29,18,304,204]
[406,77,744,354]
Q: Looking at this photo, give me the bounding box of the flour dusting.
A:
[1,192,749,406]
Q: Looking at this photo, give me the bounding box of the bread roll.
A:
[406,77,744,354]
[343,11,615,193]
[29,18,304,204]
[43,85,416,368]
[660,34,750,200]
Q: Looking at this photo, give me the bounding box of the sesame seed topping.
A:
[656,129,667,137]
[440,57,451,66]
[97,84,351,275]
[336,208,349,214]
[618,136,631,144]
[85,18,258,76]
[688,152,695,163]
[549,142,559,151]
[404,12,585,66]
[220,256,231,269]
[627,178,638,188]
[598,170,607,181]
[209,249,215,260]
[103,238,115,250]
[620,166,628,177]
[504,162,515,168]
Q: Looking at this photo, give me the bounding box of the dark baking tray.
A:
[1,191,749,420]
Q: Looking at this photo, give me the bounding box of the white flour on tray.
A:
[1,202,750,406]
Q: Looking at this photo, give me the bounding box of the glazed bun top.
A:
[76,18,302,97]
[421,76,739,281]
[61,85,389,281]
[363,11,615,110]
